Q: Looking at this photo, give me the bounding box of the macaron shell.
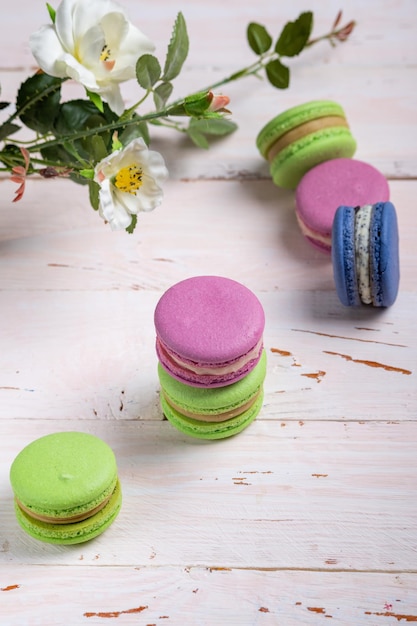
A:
[161,390,264,440]
[332,205,361,306]
[295,159,390,249]
[154,276,265,365]
[14,480,122,545]
[10,432,118,519]
[256,100,349,156]
[370,202,400,306]
[270,127,356,189]
[158,350,267,417]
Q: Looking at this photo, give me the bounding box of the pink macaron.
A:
[154,276,265,388]
[295,158,390,252]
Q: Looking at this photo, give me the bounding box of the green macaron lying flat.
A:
[159,350,267,439]
[256,100,357,189]
[10,432,122,545]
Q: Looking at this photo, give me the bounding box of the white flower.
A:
[30,0,154,115]
[94,138,169,231]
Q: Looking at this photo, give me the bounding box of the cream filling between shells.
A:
[15,490,114,524]
[163,388,261,422]
[354,204,373,304]
[158,337,263,377]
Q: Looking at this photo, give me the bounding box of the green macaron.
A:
[158,350,267,439]
[9,432,122,545]
[256,100,357,189]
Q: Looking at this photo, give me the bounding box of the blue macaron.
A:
[331,202,400,307]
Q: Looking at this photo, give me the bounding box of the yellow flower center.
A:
[113,165,143,195]
[100,44,112,62]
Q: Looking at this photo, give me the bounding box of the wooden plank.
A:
[1,566,417,625]
[0,288,414,420]
[1,0,416,70]
[0,180,415,290]
[1,420,416,570]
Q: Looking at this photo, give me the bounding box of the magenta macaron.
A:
[154,276,265,388]
[295,158,390,252]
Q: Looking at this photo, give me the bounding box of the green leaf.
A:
[126,214,137,234]
[16,73,62,133]
[189,117,238,136]
[80,169,95,179]
[0,121,21,141]
[88,180,100,210]
[88,134,108,162]
[265,59,290,89]
[153,82,173,110]
[187,117,238,148]
[275,12,313,57]
[247,22,272,55]
[43,100,116,164]
[46,2,56,22]
[119,119,150,147]
[162,12,189,81]
[186,127,209,149]
[86,89,104,112]
[136,54,161,89]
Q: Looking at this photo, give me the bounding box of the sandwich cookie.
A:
[331,202,400,307]
[10,432,122,544]
[154,276,265,388]
[295,158,390,252]
[158,350,267,439]
[256,100,356,189]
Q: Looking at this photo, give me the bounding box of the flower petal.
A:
[98,179,132,230]
[55,0,78,52]
[95,83,125,116]
[29,25,67,77]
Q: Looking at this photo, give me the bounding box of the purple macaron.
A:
[332,202,400,307]
[154,276,265,387]
[295,158,390,252]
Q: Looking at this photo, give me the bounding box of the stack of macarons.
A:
[257,99,400,307]
[154,275,267,439]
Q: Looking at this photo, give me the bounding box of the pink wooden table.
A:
[1,0,416,623]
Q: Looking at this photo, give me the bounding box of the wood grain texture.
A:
[1,0,416,623]
[1,566,417,625]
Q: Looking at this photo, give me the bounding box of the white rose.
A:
[94,137,169,231]
[30,0,154,115]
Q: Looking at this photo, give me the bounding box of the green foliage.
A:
[275,12,313,57]
[16,73,62,134]
[119,119,150,147]
[40,100,117,166]
[125,214,137,234]
[86,90,104,112]
[0,121,20,141]
[247,23,272,55]
[46,3,56,23]
[153,82,173,110]
[136,54,161,89]
[246,11,314,89]
[187,117,238,149]
[265,59,290,89]
[162,12,189,82]
[88,180,100,210]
